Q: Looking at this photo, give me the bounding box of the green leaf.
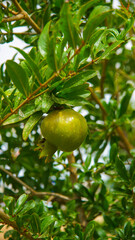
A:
[109,143,118,163]
[19,200,36,215]
[47,35,58,71]
[124,221,132,238]
[22,112,42,141]
[41,215,56,233]
[89,27,106,47]
[94,140,108,163]
[52,94,92,107]
[76,0,101,24]
[38,21,50,58]
[104,215,115,228]
[84,154,91,171]
[58,84,89,98]
[118,88,133,117]
[0,87,13,107]
[31,213,41,234]
[98,40,124,60]
[2,104,37,125]
[12,47,42,83]
[118,17,134,39]
[22,111,42,141]
[6,60,29,97]
[41,93,54,112]
[13,194,28,215]
[61,70,97,89]
[74,183,91,198]
[83,5,110,42]
[59,2,80,49]
[84,221,95,240]
[116,158,129,182]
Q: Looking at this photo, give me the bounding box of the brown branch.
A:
[67,153,77,186]
[0,3,18,15]
[0,210,35,240]
[78,57,100,72]
[88,87,107,117]
[0,166,71,201]
[116,126,133,153]
[2,13,24,22]
[11,0,41,34]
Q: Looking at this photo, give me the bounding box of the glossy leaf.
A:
[0,87,12,107]
[41,215,56,233]
[98,40,124,60]
[83,5,110,42]
[110,143,118,163]
[124,221,132,238]
[41,92,54,112]
[116,158,129,182]
[19,200,36,215]
[3,104,37,125]
[38,21,50,58]
[13,194,28,215]
[118,17,134,39]
[22,111,42,141]
[118,88,133,117]
[61,70,97,89]
[52,94,93,107]
[84,221,95,240]
[59,2,80,49]
[12,47,42,84]
[74,183,91,198]
[76,0,101,24]
[58,84,89,98]
[31,213,41,234]
[6,60,29,97]
[47,35,58,71]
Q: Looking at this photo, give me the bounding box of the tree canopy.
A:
[0,0,135,239]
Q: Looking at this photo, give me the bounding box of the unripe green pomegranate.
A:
[41,109,87,154]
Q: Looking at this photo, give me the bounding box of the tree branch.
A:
[0,166,71,201]
[0,3,18,15]
[11,0,41,34]
[0,210,35,240]
[2,13,24,22]
[67,153,77,186]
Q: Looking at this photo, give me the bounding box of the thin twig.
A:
[0,2,18,15]
[0,210,36,240]
[2,13,24,22]
[0,166,71,201]
[12,0,41,34]
[88,87,107,117]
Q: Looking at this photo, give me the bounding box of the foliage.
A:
[0,0,135,239]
